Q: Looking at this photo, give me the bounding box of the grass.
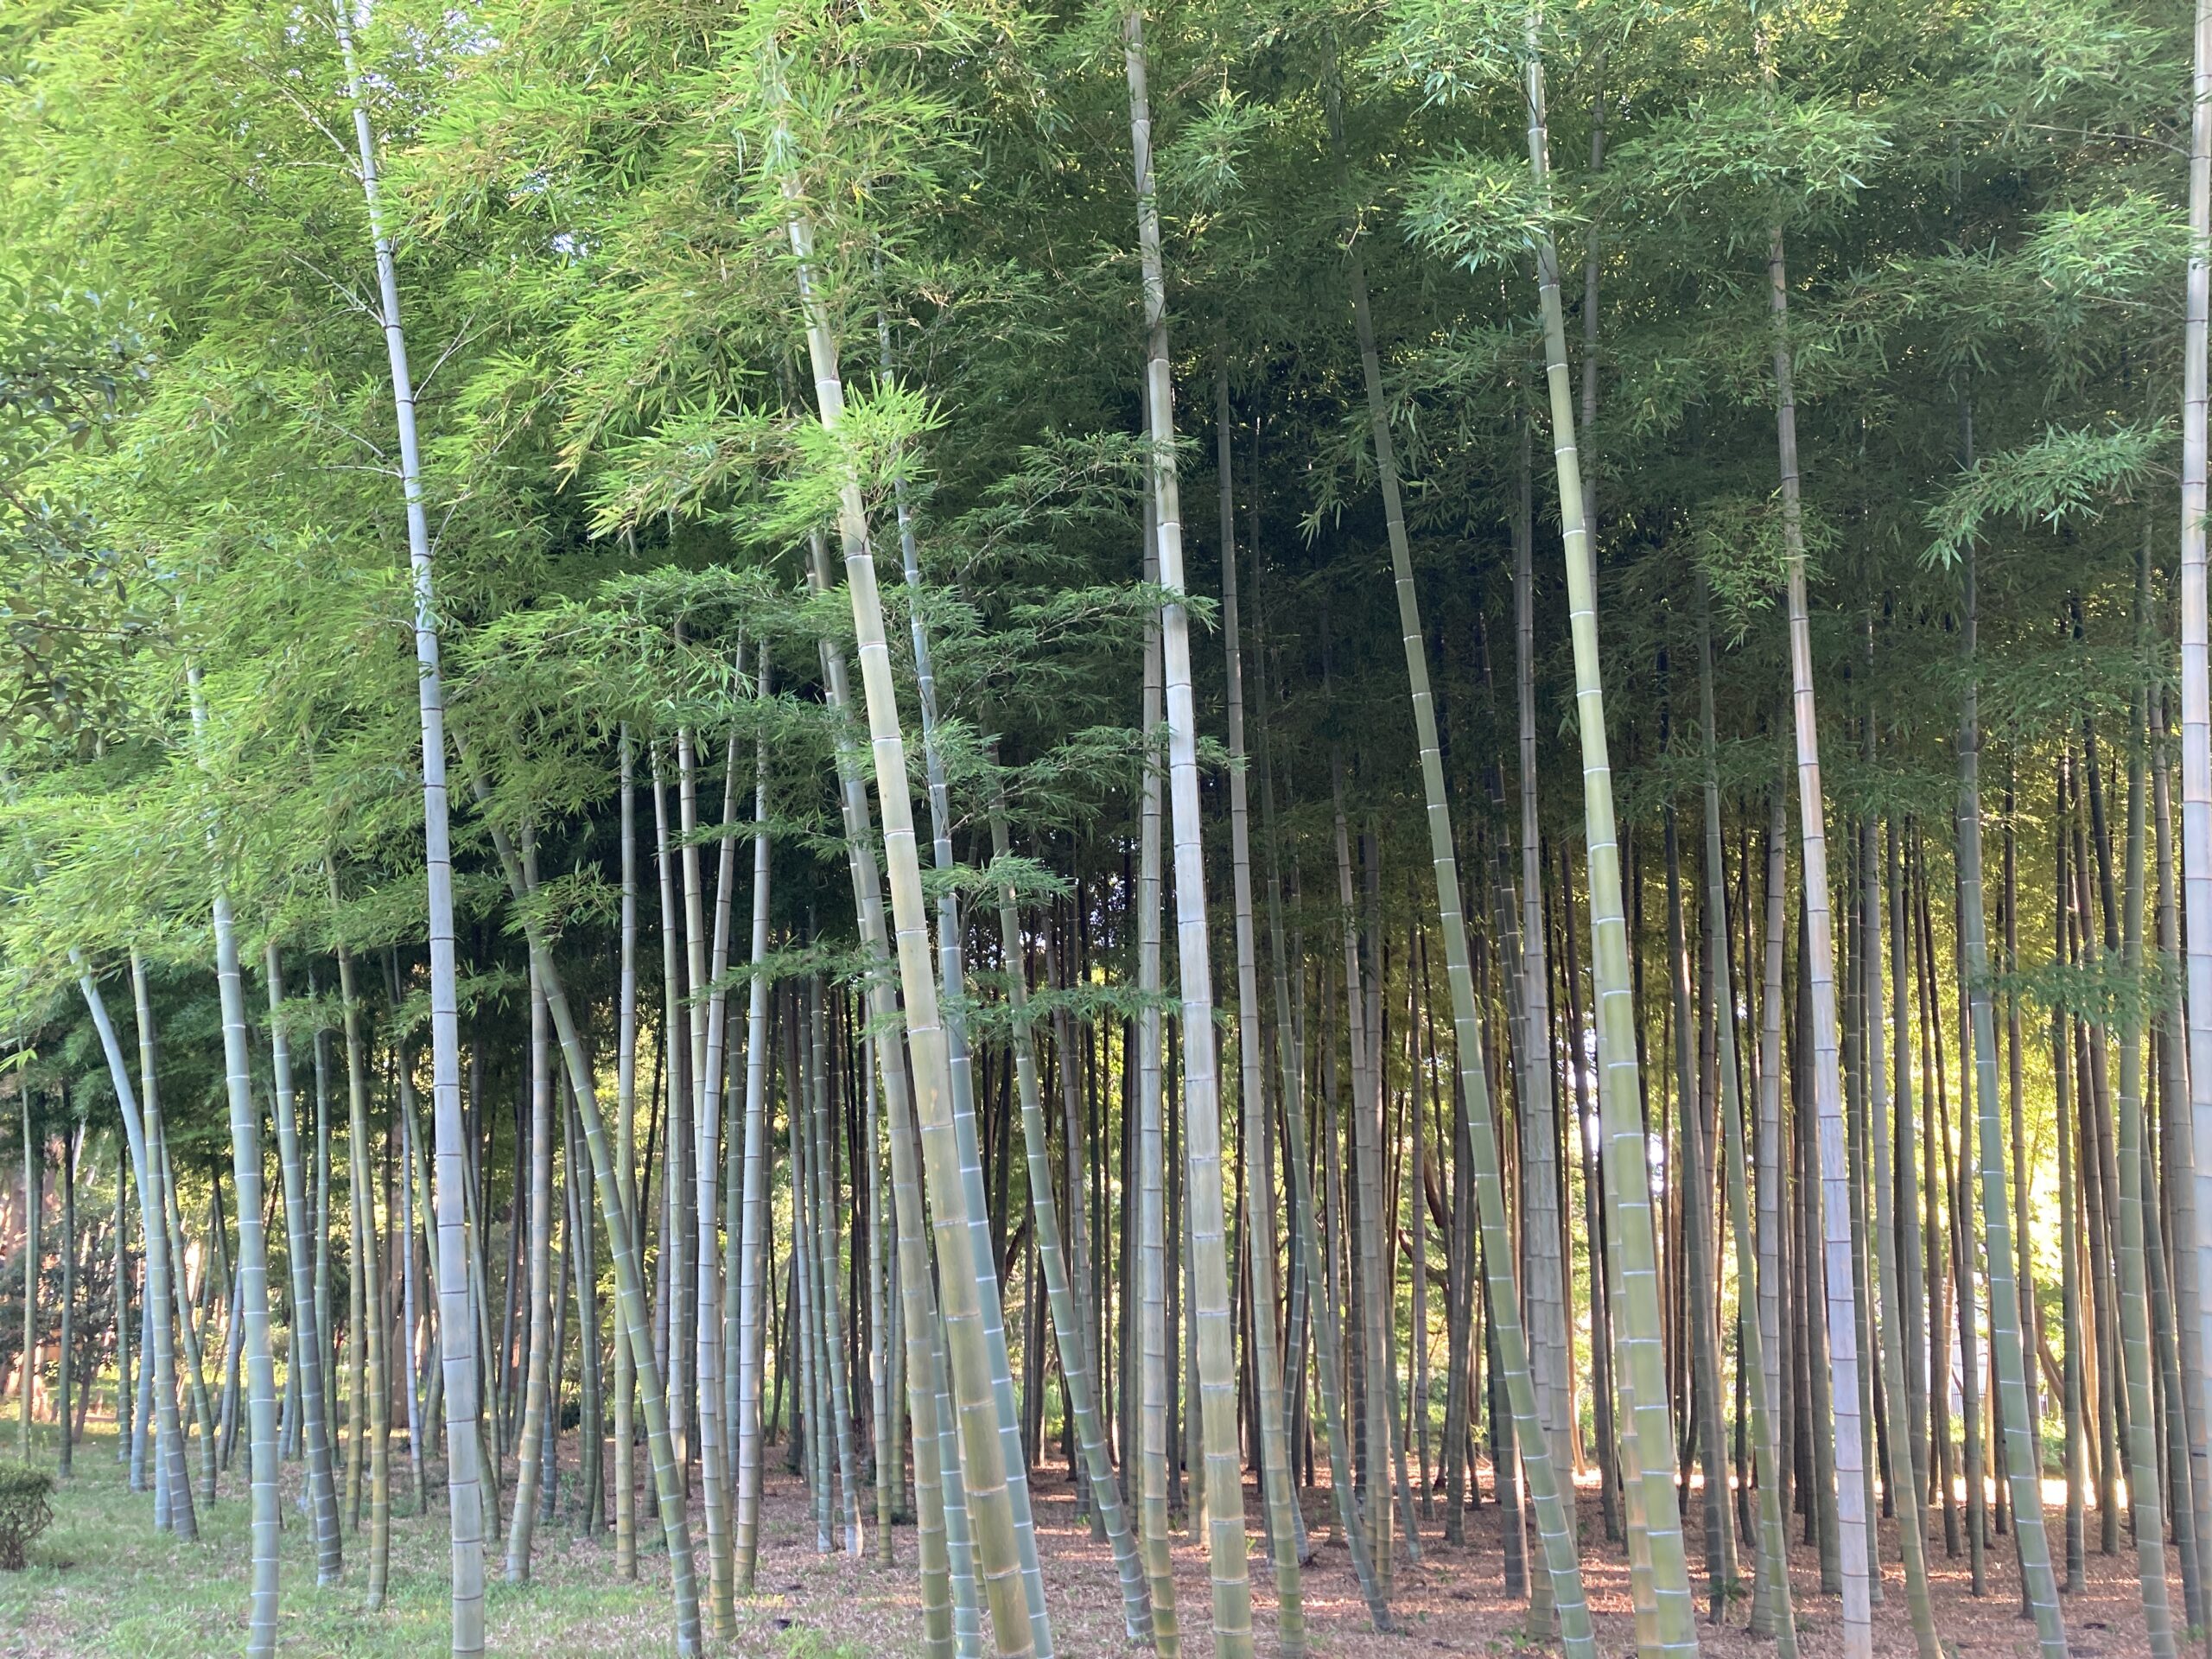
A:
[0,1425,879,1659]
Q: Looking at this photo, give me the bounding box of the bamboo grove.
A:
[0,0,2209,1654]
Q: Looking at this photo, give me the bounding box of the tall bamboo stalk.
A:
[2178,0,2212,1601]
[188,662,279,1658]
[1763,200,1872,1654]
[734,663,778,1594]
[2117,550,2175,1657]
[1696,608,1802,1652]
[772,62,1039,1649]
[1213,361,1304,1655]
[1955,546,2069,1659]
[615,730,639,1579]
[1521,23,1694,1656]
[264,946,340,1586]
[1120,14,1252,1646]
[505,953,555,1581]
[328,6,481,1643]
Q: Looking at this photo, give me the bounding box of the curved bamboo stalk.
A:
[464,766,702,1656]
[79,953,194,1542]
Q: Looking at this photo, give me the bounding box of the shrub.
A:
[0,1461,54,1568]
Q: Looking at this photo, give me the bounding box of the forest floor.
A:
[0,1426,2181,1659]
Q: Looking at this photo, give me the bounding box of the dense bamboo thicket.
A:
[0,0,2208,1655]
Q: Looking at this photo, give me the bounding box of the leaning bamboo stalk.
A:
[874,309,1052,1637]
[77,953,194,1541]
[799,537,960,1653]
[505,950,555,1581]
[774,111,1037,1649]
[461,762,702,1656]
[615,730,640,1579]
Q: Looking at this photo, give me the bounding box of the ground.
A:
[0,1429,2182,1657]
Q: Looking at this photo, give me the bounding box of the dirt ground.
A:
[762,1462,2180,1659]
[0,1429,2183,1659]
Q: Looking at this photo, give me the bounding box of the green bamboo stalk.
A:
[772,74,1039,1653]
[262,946,340,1585]
[733,666,779,1595]
[327,6,483,1641]
[2116,547,2174,1658]
[1763,197,1872,1659]
[1212,359,1304,1656]
[505,950,555,1582]
[988,801,1154,1642]
[1134,479,1180,1659]
[1120,12,1252,1647]
[809,976,864,1557]
[80,953,194,1541]
[188,663,280,1658]
[1695,607,1803,1655]
[1955,545,2069,1659]
[463,777,702,1656]
[1521,22,1692,1655]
